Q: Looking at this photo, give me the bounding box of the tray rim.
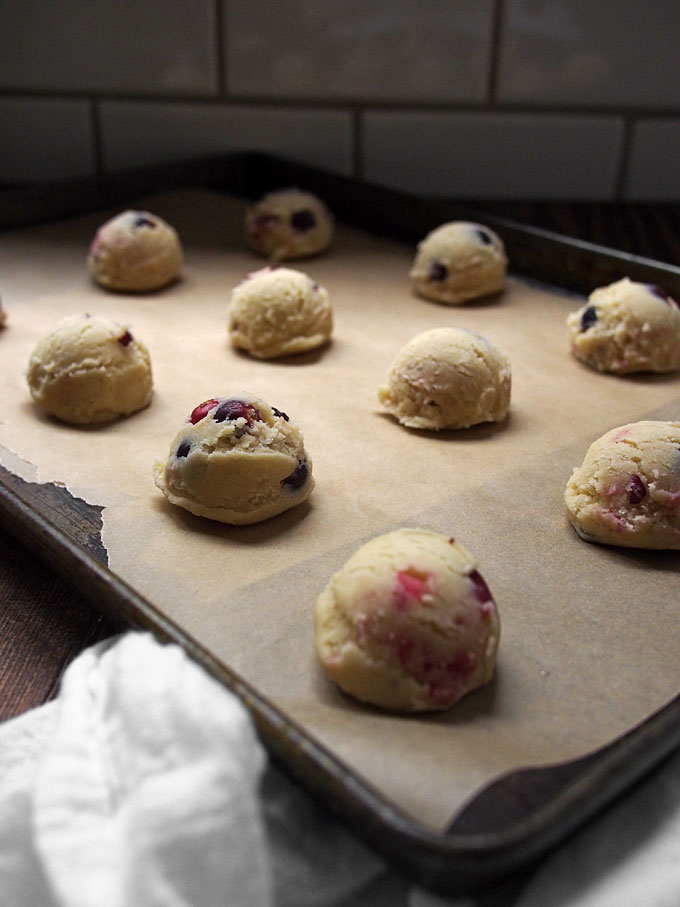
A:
[2,152,680,894]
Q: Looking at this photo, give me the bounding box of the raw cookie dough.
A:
[88,209,183,292]
[314,528,500,712]
[566,278,680,374]
[378,327,511,430]
[410,221,507,305]
[228,266,332,359]
[564,420,680,549]
[245,188,334,261]
[26,313,153,424]
[154,394,314,525]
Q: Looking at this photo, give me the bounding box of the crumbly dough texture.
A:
[88,209,183,292]
[566,278,680,374]
[26,314,153,425]
[410,221,507,305]
[245,188,334,261]
[314,528,500,712]
[153,393,314,525]
[228,266,332,359]
[565,420,680,549]
[378,327,511,430]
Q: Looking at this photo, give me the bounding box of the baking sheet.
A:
[1,188,679,832]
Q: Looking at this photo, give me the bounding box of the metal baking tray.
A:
[2,152,680,895]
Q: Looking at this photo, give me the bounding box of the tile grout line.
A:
[0,88,678,120]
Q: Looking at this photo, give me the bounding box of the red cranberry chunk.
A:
[189,398,220,424]
[117,330,133,347]
[396,634,414,667]
[428,261,448,282]
[647,284,671,304]
[394,569,429,609]
[580,305,598,332]
[281,459,308,490]
[468,570,493,604]
[213,399,261,425]
[290,209,316,232]
[248,214,280,236]
[627,474,647,505]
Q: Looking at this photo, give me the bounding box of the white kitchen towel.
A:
[0,632,273,907]
[2,631,680,907]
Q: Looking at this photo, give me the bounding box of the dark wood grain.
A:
[0,523,115,720]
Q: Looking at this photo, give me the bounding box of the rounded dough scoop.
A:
[88,209,183,292]
[314,528,500,712]
[245,188,334,261]
[154,394,314,525]
[564,420,680,549]
[566,278,680,374]
[228,266,332,359]
[26,313,153,424]
[410,221,507,305]
[378,327,511,430]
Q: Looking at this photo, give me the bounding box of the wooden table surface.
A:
[1,199,679,723]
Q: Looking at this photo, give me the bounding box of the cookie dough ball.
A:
[88,210,183,292]
[228,266,332,359]
[410,222,507,305]
[245,188,334,261]
[565,420,680,549]
[566,278,680,374]
[378,327,511,431]
[153,394,314,525]
[26,314,153,424]
[314,528,500,712]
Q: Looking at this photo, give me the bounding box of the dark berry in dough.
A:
[428,261,448,282]
[176,440,191,458]
[281,459,308,489]
[213,399,261,425]
[580,305,598,332]
[290,209,316,232]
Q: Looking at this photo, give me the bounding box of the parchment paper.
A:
[1,189,679,831]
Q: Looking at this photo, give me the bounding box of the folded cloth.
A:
[0,632,272,907]
[3,631,680,907]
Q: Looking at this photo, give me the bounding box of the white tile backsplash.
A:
[0,1,678,198]
[0,0,218,95]
[0,97,95,182]
[497,0,680,107]
[224,0,494,102]
[362,111,624,199]
[99,102,353,176]
[625,119,680,200]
